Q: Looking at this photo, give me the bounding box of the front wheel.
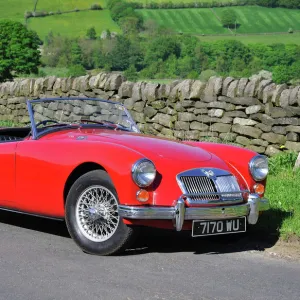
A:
[65,170,136,255]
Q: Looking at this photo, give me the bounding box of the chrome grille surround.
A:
[176,168,246,205]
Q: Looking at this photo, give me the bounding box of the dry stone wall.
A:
[1,72,300,156]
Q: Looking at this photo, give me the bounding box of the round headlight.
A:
[249,155,268,181]
[132,159,156,187]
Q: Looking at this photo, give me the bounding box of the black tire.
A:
[65,169,136,256]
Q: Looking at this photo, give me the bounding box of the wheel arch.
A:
[63,162,106,204]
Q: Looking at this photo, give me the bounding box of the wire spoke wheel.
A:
[75,185,119,242]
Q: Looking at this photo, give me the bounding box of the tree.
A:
[70,41,82,65]
[86,27,97,40]
[124,64,138,81]
[272,65,292,84]
[220,9,237,28]
[0,20,41,81]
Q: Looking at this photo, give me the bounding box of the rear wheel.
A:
[65,170,136,255]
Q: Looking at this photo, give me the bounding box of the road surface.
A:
[0,211,299,300]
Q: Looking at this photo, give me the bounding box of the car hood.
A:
[73,130,212,162]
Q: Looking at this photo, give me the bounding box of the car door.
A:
[0,141,17,206]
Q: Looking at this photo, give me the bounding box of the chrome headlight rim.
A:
[131,158,156,187]
[249,155,268,181]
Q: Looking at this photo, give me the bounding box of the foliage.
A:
[86,27,97,40]
[268,152,298,175]
[0,20,41,82]
[67,65,86,76]
[90,3,102,10]
[124,64,138,81]
[220,9,237,27]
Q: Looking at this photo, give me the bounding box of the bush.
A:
[67,65,86,77]
[269,151,298,175]
[90,3,102,10]
[288,28,293,33]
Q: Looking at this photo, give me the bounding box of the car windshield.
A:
[28,98,139,138]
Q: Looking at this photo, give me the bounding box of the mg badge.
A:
[202,169,215,178]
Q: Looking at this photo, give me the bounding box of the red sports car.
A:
[0,98,269,255]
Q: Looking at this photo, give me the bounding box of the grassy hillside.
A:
[127,0,229,3]
[139,6,300,35]
[27,10,120,39]
[35,0,106,11]
[0,0,33,22]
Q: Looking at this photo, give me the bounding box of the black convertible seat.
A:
[0,127,31,142]
[0,135,22,141]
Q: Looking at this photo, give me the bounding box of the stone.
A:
[190,121,209,131]
[236,136,251,146]
[247,145,266,154]
[286,125,300,133]
[224,111,247,118]
[131,111,145,123]
[237,78,248,97]
[232,125,262,139]
[257,79,272,99]
[181,100,195,108]
[226,80,239,98]
[279,89,291,107]
[251,139,268,147]
[269,107,287,118]
[210,123,231,133]
[161,128,173,137]
[219,132,237,142]
[287,132,299,142]
[285,141,300,152]
[262,83,276,104]
[175,121,189,131]
[144,106,157,118]
[131,82,144,101]
[265,145,281,156]
[208,109,224,118]
[151,100,166,110]
[83,104,97,115]
[151,113,175,128]
[261,114,275,126]
[142,83,159,102]
[261,132,286,145]
[133,101,145,113]
[45,76,56,90]
[246,105,262,115]
[194,108,208,115]
[204,77,222,96]
[177,79,194,100]
[271,84,288,105]
[105,73,124,91]
[289,87,299,105]
[195,101,208,109]
[219,96,260,106]
[123,98,135,110]
[185,131,199,140]
[285,106,300,117]
[178,112,195,122]
[244,78,260,97]
[272,126,286,135]
[222,77,234,95]
[174,131,185,139]
[275,118,298,125]
[233,118,258,126]
[190,80,206,99]
[157,84,171,99]
[118,81,134,98]
[207,101,235,111]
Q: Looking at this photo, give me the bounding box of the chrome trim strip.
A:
[118,195,269,231]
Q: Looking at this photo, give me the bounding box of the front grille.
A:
[180,176,219,201]
[179,174,242,203]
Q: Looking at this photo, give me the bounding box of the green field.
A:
[197,32,300,45]
[35,0,106,11]
[139,6,300,35]
[127,0,229,3]
[0,0,33,21]
[27,10,120,39]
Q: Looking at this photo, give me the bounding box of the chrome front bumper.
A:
[118,194,269,231]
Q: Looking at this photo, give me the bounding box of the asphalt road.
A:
[0,211,299,300]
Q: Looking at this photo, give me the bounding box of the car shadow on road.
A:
[0,209,287,256]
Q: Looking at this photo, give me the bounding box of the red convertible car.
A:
[0,98,269,255]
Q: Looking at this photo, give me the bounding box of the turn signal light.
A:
[136,189,149,202]
[254,183,265,195]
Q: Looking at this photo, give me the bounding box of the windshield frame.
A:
[27,97,140,140]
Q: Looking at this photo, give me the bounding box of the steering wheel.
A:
[36,120,59,127]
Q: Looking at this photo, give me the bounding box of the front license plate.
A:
[192,217,246,237]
